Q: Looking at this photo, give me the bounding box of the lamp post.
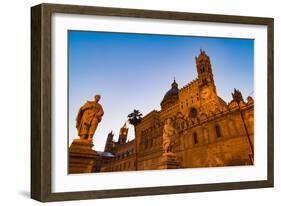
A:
[232,89,254,164]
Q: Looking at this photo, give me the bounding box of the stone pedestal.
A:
[157,152,181,169]
[68,138,100,174]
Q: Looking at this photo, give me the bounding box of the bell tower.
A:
[196,49,215,88]
[195,50,225,113]
[118,122,129,144]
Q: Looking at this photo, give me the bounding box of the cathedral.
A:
[95,49,254,172]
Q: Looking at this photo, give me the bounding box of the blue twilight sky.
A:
[68,30,254,151]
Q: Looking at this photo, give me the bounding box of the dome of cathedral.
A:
[163,85,179,100]
[160,79,179,109]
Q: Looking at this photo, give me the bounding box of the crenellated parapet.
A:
[180,78,199,93]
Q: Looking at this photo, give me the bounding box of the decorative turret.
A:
[232,88,244,103]
[104,130,114,153]
[118,122,129,144]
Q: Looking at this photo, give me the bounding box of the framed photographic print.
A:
[31,3,274,202]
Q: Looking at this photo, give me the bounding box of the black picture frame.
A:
[31,3,274,202]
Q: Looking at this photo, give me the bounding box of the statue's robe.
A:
[162,124,176,152]
[76,101,104,138]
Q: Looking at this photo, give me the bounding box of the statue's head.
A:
[94,94,101,102]
[166,118,172,124]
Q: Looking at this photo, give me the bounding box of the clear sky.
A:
[68,30,254,151]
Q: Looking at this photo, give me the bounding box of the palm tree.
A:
[127,109,143,126]
[127,109,143,170]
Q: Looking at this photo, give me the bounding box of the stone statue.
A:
[76,94,104,141]
[162,118,177,153]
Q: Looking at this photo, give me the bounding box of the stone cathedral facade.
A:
[95,50,254,172]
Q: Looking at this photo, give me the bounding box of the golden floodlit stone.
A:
[69,50,254,174]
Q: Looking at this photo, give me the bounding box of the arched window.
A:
[201,66,205,73]
[189,107,198,118]
[215,125,222,138]
[193,132,198,144]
